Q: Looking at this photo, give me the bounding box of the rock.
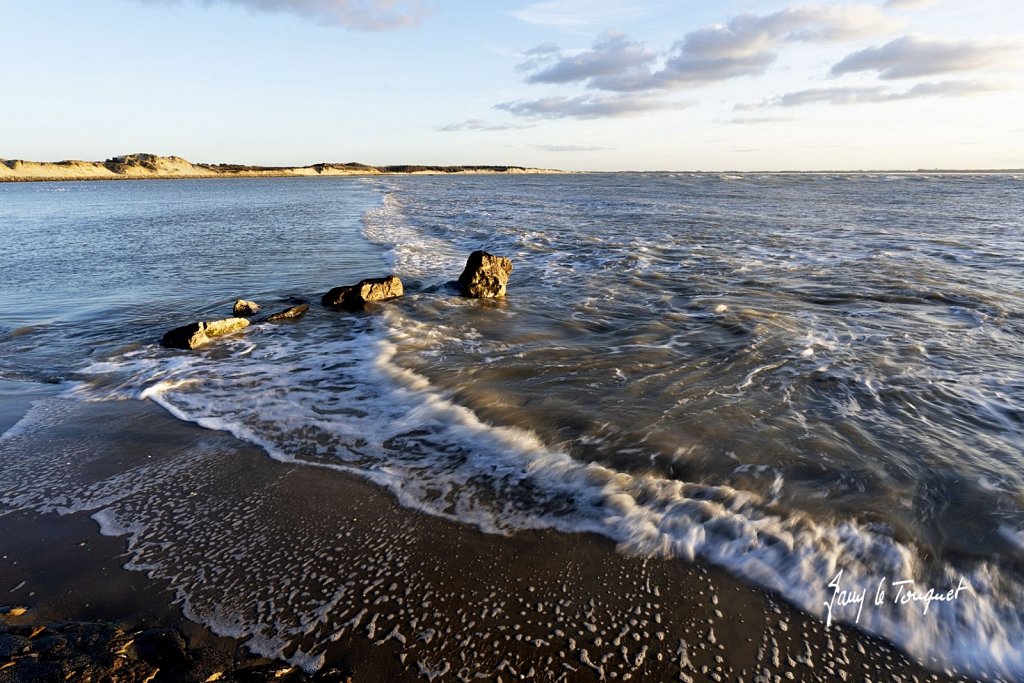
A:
[262,303,309,323]
[458,250,513,298]
[134,628,191,671]
[161,322,206,350]
[0,633,30,658]
[321,276,404,309]
[234,299,261,316]
[3,659,71,682]
[57,621,124,653]
[32,634,70,660]
[204,318,251,338]
[161,318,250,350]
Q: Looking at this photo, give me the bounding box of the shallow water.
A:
[1,174,1022,678]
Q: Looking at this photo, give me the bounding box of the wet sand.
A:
[0,388,982,682]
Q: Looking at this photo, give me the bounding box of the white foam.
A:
[13,182,1023,680]
[66,310,1024,677]
[361,190,464,281]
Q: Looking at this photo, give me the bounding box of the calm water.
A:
[1,174,1023,677]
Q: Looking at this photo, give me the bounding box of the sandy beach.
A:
[0,386,980,682]
[0,154,561,183]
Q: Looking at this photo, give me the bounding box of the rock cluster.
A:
[0,618,353,682]
[160,250,513,350]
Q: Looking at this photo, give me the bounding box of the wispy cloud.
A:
[496,94,688,119]
[131,0,427,30]
[531,144,611,152]
[885,0,938,8]
[508,0,673,29]
[745,80,1004,108]
[832,35,1018,79]
[727,116,795,124]
[517,5,900,92]
[437,119,535,132]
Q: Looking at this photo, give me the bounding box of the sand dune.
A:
[0,153,561,182]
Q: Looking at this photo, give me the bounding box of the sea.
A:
[1,173,1022,679]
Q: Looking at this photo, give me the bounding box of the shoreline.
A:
[0,153,565,184]
[0,170,570,184]
[0,386,982,682]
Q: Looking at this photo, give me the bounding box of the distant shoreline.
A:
[3,154,1020,183]
[0,152,565,183]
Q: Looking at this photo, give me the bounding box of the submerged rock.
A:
[161,318,250,350]
[233,299,261,316]
[321,275,404,309]
[262,303,309,322]
[458,250,513,298]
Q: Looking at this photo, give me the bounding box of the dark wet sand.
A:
[0,388,981,682]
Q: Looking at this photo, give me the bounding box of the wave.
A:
[3,180,1022,679]
[12,313,1020,680]
[18,188,1010,679]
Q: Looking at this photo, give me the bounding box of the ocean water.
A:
[1,174,1022,678]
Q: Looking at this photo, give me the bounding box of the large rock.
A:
[233,299,261,316]
[161,318,250,349]
[321,275,404,309]
[458,250,513,298]
[262,303,309,322]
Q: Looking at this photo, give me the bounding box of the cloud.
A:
[526,33,655,85]
[832,35,1018,79]
[495,94,688,119]
[518,5,899,92]
[132,0,427,30]
[531,144,611,152]
[753,80,1004,107]
[727,116,795,124]
[650,51,777,90]
[437,119,535,132]
[678,5,897,55]
[508,0,674,29]
[885,0,938,8]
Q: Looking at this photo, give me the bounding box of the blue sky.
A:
[2,0,1022,170]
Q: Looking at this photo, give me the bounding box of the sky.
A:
[2,0,1022,170]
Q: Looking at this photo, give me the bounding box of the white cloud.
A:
[885,0,939,8]
[832,35,1018,79]
[727,116,796,124]
[531,144,611,152]
[748,80,1004,107]
[132,0,427,30]
[495,94,688,119]
[526,32,655,85]
[508,0,674,29]
[437,119,535,132]
[517,4,900,92]
[678,5,898,55]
